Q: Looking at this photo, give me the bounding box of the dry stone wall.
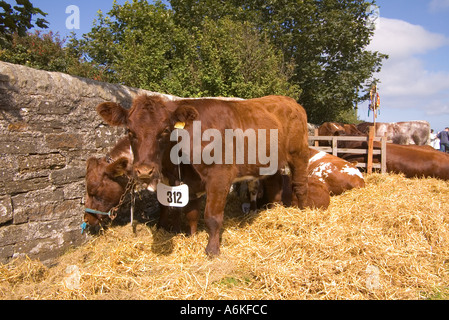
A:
[0,61,176,265]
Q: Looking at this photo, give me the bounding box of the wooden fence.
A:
[308,127,387,174]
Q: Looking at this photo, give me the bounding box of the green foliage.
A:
[0,30,67,71]
[170,0,388,124]
[334,107,362,125]
[195,17,299,99]
[0,0,105,80]
[0,30,112,81]
[0,0,48,46]
[1,0,387,125]
[68,0,298,98]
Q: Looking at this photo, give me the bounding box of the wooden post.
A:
[367,126,375,174]
[381,134,387,174]
[314,128,319,147]
[332,136,338,157]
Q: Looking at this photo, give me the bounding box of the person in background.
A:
[430,129,440,150]
[437,127,449,152]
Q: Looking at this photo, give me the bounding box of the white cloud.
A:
[379,57,449,97]
[366,17,449,116]
[367,18,448,58]
[424,100,449,116]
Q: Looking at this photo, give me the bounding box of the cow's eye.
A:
[158,133,166,142]
[158,127,171,141]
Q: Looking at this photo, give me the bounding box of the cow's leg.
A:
[281,174,293,207]
[262,172,283,207]
[288,153,309,209]
[184,197,201,235]
[247,179,260,213]
[203,176,232,257]
[157,205,171,230]
[157,206,183,233]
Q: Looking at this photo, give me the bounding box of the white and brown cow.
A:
[246,148,365,211]
[307,148,365,195]
[357,121,430,145]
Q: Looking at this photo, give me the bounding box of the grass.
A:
[1,173,449,300]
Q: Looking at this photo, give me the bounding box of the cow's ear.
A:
[97,102,128,126]
[105,157,129,177]
[172,105,199,123]
[86,157,99,171]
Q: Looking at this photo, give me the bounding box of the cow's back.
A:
[308,148,365,195]
[385,143,449,179]
[357,121,430,145]
[176,95,308,170]
[396,121,430,145]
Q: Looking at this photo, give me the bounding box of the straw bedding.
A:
[1,173,449,300]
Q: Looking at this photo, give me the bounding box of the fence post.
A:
[381,134,387,174]
[332,136,338,156]
[367,126,375,174]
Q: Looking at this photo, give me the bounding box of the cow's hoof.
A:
[205,245,220,258]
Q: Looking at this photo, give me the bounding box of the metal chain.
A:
[109,177,136,220]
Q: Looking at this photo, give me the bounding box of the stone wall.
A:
[0,61,176,265]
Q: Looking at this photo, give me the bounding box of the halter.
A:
[85,208,115,216]
[82,168,136,234]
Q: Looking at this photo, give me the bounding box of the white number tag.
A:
[157,183,189,207]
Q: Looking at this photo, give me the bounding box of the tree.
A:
[0,30,68,71]
[69,0,297,98]
[0,29,113,81]
[170,0,387,124]
[0,0,49,46]
[194,17,298,98]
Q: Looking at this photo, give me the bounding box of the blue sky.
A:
[22,0,449,132]
[360,0,449,133]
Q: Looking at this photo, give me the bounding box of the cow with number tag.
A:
[96,94,310,256]
[85,137,330,237]
[84,135,205,234]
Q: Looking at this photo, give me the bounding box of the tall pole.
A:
[370,84,379,129]
[368,84,379,174]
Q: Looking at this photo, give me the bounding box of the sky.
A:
[22,0,449,132]
[361,0,449,133]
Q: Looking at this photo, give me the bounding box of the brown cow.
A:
[84,137,133,228]
[342,141,449,180]
[318,122,347,137]
[97,95,310,256]
[84,136,205,235]
[318,123,449,179]
[286,175,330,209]
[316,122,365,149]
[86,139,328,238]
[317,122,449,180]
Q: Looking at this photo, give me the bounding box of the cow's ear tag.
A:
[157,183,189,207]
[174,122,185,129]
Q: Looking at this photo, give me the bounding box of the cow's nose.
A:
[135,165,154,179]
